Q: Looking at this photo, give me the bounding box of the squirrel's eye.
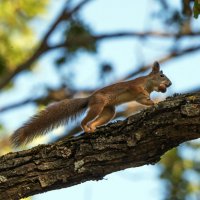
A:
[160,74,164,77]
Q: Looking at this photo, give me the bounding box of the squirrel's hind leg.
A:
[81,102,105,132]
[87,106,115,132]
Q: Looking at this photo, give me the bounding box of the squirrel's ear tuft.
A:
[151,61,160,74]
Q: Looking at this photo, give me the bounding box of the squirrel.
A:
[11,61,172,147]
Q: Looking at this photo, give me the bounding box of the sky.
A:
[34,166,164,200]
[0,0,200,199]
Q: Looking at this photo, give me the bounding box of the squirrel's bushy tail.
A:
[11,97,89,147]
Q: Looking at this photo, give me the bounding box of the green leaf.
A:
[0,124,4,131]
[0,55,7,75]
[0,0,49,74]
[55,56,67,66]
[66,20,97,53]
[193,0,200,19]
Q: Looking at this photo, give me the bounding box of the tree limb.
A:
[0,87,86,113]
[1,92,200,199]
[94,31,200,39]
[47,32,200,50]
[121,44,200,80]
[0,0,92,90]
[0,22,199,90]
[1,43,200,113]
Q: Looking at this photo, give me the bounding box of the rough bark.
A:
[1,92,200,200]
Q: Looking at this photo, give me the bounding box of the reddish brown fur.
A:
[81,62,172,132]
[11,61,172,147]
[11,98,89,147]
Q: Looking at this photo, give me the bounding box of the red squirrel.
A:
[11,61,172,147]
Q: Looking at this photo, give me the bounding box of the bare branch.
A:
[43,0,93,42]
[1,92,200,199]
[48,31,200,50]
[121,45,200,80]
[0,98,35,113]
[0,87,88,113]
[94,31,200,39]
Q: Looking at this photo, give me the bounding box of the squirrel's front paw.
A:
[82,124,96,133]
[82,125,90,133]
[87,123,96,133]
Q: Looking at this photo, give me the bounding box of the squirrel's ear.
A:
[151,61,160,74]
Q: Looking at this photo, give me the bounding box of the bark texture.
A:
[1,92,200,199]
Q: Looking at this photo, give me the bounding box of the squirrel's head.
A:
[149,61,172,93]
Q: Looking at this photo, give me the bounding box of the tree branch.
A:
[1,92,200,199]
[0,15,199,91]
[121,44,200,80]
[0,87,86,113]
[94,31,200,39]
[47,32,200,50]
[0,0,92,90]
[1,43,200,113]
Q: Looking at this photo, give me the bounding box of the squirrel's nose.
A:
[168,81,172,87]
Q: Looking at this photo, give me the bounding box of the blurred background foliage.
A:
[0,0,200,200]
[0,0,48,75]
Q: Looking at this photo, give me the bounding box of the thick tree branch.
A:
[1,92,200,199]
